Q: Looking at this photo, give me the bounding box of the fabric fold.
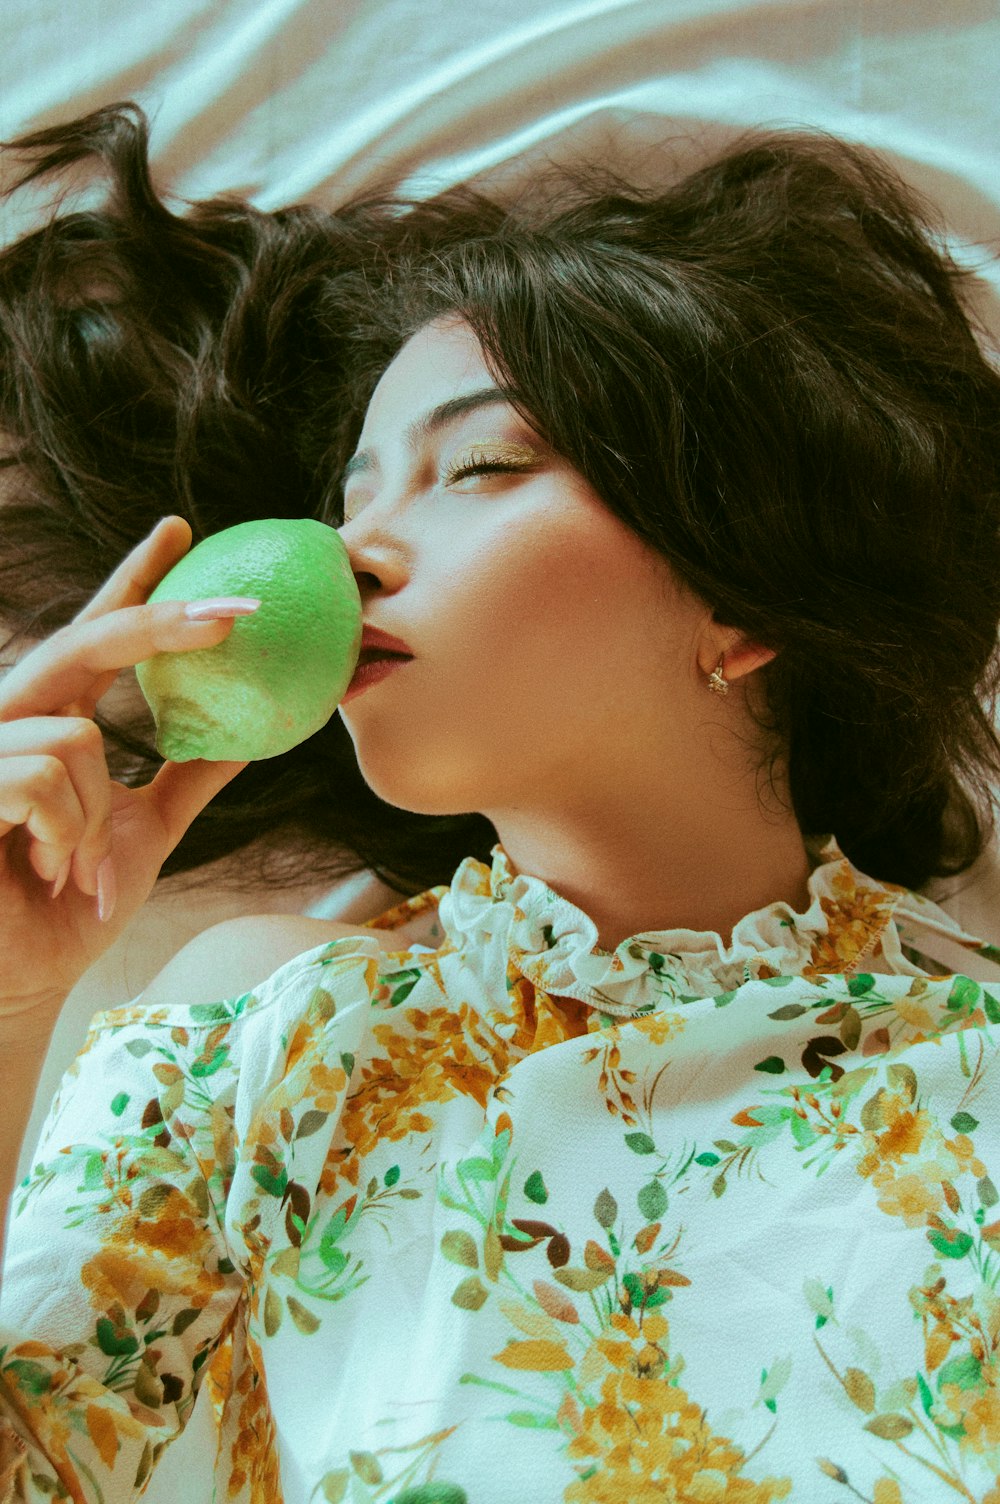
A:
[436,835,1000,1017]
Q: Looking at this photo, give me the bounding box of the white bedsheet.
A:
[2,1,998,307]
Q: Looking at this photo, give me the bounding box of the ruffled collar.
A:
[435,836,996,1017]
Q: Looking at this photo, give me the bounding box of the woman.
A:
[2,106,1000,1504]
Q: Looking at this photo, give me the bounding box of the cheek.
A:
[437,521,597,665]
[448,515,668,712]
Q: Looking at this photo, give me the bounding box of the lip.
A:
[360,625,413,657]
[342,654,411,704]
[341,624,415,705]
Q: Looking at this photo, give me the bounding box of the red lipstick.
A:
[359,626,414,658]
[342,624,414,704]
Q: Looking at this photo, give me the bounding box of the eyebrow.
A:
[343,387,518,482]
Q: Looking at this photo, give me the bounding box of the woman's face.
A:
[337,317,716,821]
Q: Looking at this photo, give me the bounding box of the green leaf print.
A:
[389,1485,469,1504]
[802,1278,834,1329]
[918,1371,934,1417]
[251,1163,288,1199]
[593,1188,617,1228]
[190,997,249,1023]
[458,1155,498,1181]
[317,1237,348,1277]
[768,1004,808,1020]
[110,1092,129,1116]
[189,1045,228,1078]
[937,1353,983,1391]
[946,976,981,1012]
[95,1316,139,1357]
[951,1111,979,1133]
[847,974,876,997]
[927,1227,974,1259]
[505,1410,560,1429]
[386,968,422,1007]
[978,1176,999,1208]
[523,1170,548,1204]
[637,1179,668,1221]
[81,1151,105,1191]
[623,1131,656,1155]
[4,1359,51,1396]
[622,1270,666,1309]
[754,1056,786,1075]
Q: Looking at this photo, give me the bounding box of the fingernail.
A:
[96,856,117,923]
[183,597,261,621]
[51,856,72,899]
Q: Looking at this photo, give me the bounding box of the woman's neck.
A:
[491,792,814,954]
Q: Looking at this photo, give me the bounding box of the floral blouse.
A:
[2,836,1000,1504]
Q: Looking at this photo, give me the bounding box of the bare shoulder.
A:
[137,913,402,1009]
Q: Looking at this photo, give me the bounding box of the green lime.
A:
[135,518,362,761]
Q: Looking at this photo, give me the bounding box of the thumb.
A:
[140,757,250,855]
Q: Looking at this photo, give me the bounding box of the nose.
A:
[337,509,411,599]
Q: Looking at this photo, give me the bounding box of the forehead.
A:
[360,318,495,439]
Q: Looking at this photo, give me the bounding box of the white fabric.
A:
[3,840,1000,1503]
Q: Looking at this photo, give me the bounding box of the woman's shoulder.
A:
[135,913,404,1011]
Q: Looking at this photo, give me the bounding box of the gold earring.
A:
[707,657,729,696]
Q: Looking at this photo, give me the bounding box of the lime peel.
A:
[135,518,362,761]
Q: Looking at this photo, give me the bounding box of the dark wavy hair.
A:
[0,103,501,894]
[332,140,1000,891]
[1,103,999,896]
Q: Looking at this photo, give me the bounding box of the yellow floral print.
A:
[562,1313,791,1504]
[803,859,901,979]
[3,839,999,1503]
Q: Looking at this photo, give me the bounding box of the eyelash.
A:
[442,449,536,485]
[342,449,535,522]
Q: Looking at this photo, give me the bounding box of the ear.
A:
[698,624,777,684]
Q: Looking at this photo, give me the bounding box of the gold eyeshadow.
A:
[456,440,542,465]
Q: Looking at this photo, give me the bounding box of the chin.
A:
[351,752,477,818]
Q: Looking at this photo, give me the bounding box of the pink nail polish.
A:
[183,597,262,621]
[96,857,117,923]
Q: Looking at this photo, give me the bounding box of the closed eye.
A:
[443,445,542,486]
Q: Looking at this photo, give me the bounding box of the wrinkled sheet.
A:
[1,0,998,310]
[1,7,998,1493]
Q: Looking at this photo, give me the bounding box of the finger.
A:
[138,757,249,856]
[0,602,239,723]
[0,519,189,687]
[0,753,88,886]
[55,517,195,714]
[0,716,112,892]
[73,515,193,623]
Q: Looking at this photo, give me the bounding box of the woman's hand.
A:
[0,516,252,1014]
